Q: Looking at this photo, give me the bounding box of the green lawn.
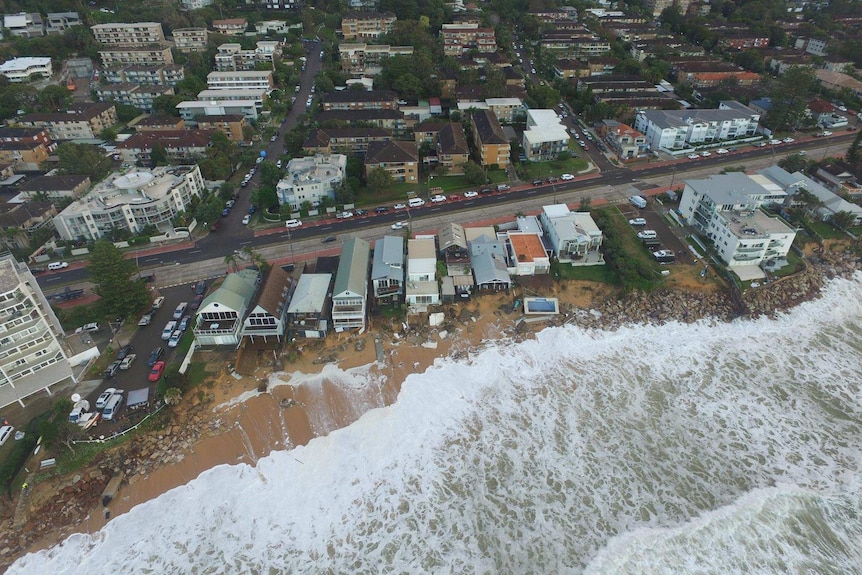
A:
[804,218,850,240]
[553,262,617,283]
[521,156,589,180]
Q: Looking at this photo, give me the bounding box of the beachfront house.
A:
[371,235,405,305]
[506,232,551,275]
[539,204,605,266]
[240,265,293,345]
[332,237,371,331]
[438,222,469,275]
[759,166,862,226]
[405,238,439,306]
[469,234,511,291]
[286,273,332,339]
[194,268,260,347]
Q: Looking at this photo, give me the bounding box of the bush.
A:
[0,413,47,498]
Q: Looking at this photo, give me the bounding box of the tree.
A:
[152,94,184,117]
[99,127,118,142]
[56,143,113,181]
[830,210,856,230]
[36,85,72,111]
[259,160,281,188]
[766,66,817,131]
[151,142,168,167]
[778,153,808,174]
[39,399,80,457]
[89,240,151,319]
[461,161,487,185]
[367,167,392,194]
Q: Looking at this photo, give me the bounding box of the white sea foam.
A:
[10,275,862,575]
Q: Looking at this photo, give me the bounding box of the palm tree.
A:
[224,252,239,273]
[240,246,270,272]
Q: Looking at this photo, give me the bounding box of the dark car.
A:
[105,360,121,378]
[29,267,46,275]
[190,294,204,310]
[222,208,230,217]
[321,236,337,243]
[194,281,207,295]
[374,206,390,213]
[354,209,368,216]
[139,273,155,283]
[480,188,494,194]
[248,205,257,214]
[532,179,543,186]
[147,346,164,367]
[116,344,134,360]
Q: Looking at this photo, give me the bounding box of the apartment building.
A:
[600,120,648,160]
[321,89,399,111]
[0,201,56,251]
[17,175,90,201]
[17,102,118,141]
[303,127,392,154]
[0,127,53,153]
[332,237,371,331]
[172,28,208,53]
[196,88,268,109]
[212,18,247,35]
[442,23,497,56]
[363,140,419,183]
[0,57,52,83]
[470,109,510,169]
[634,101,760,151]
[338,43,413,76]
[0,139,51,171]
[177,99,259,122]
[46,12,81,35]
[2,13,44,38]
[103,64,185,86]
[99,46,174,67]
[315,109,408,134]
[522,109,569,162]
[195,115,246,142]
[678,172,796,269]
[206,70,274,92]
[91,21,165,45]
[114,130,214,165]
[96,83,174,112]
[180,0,214,9]
[341,12,396,40]
[0,254,74,409]
[276,154,347,210]
[436,122,470,174]
[53,165,206,241]
[214,41,281,71]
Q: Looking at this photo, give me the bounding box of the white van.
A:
[47,261,69,271]
[629,195,648,209]
[408,198,425,208]
[161,321,177,340]
[637,230,657,240]
[102,394,124,421]
[173,302,188,320]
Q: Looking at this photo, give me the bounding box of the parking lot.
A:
[619,196,696,265]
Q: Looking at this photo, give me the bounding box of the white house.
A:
[276,154,347,210]
[634,101,760,151]
[194,269,260,347]
[371,235,404,304]
[405,238,439,305]
[522,109,570,162]
[332,237,370,331]
[678,172,797,270]
[539,204,604,266]
[0,57,52,82]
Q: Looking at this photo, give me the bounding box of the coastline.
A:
[2,249,860,571]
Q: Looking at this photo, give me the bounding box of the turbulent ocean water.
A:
[10,274,862,575]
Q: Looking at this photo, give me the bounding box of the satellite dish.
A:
[71,393,81,403]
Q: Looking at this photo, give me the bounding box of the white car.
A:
[430,194,447,203]
[783,137,795,143]
[755,142,767,147]
[75,322,100,334]
[628,218,647,226]
[769,139,782,145]
[393,203,407,210]
[285,219,302,228]
[0,425,13,446]
[390,221,408,230]
[717,148,729,154]
[96,388,117,410]
[560,173,575,180]
[242,214,251,225]
[276,160,283,168]
[819,130,833,136]
[687,154,700,159]
[336,211,354,219]
[167,329,182,348]
[578,140,587,147]
[270,135,278,142]
[119,354,136,370]
[700,151,711,157]
[464,191,479,198]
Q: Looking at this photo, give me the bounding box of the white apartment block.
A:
[180,0,214,9]
[522,109,570,162]
[634,101,760,152]
[54,165,206,241]
[99,46,174,67]
[0,254,74,409]
[91,21,165,45]
[406,238,439,306]
[276,154,347,210]
[207,70,274,92]
[177,99,259,121]
[172,28,208,52]
[338,43,414,76]
[214,42,281,71]
[3,13,44,37]
[678,172,796,268]
[0,57,52,82]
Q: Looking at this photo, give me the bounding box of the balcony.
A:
[375,284,402,297]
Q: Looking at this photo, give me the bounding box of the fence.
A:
[73,403,166,445]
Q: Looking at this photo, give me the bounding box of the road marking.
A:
[239,241,252,245]
[189,250,201,254]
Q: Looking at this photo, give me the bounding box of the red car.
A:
[148,361,166,382]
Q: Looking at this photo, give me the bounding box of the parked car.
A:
[179,315,191,331]
[167,330,182,348]
[336,211,354,219]
[0,425,14,446]
[431,194,447,203]
[321,236,337,243]
[152,296,165,309]
[532,180,543,186]
[464,190,479,198]
[769,139,782,145]
[148,361,166,382]
[700,151,711,157]
[161,321,177,340]
[119,354,136,370]
[687,154,700,160]
[285,219,302,228]
[242,214,251,225]
[354,209,368,215]
[248,205,257,214]
[75,322,100,334]
[393,203,407,210]
[782,137,795,143]
[374,206,390,213]
[717,148,729,154]
[190,294,204,310]
[147,347,164,367]
[222,208,231,217]
[391,221,408,230]
[479,188,493,194]
[270,135,278,142]
[96,388,117,410]
[138,312,153,326]
[105,360,122,378]
[117,344,134,360]
[628,218,647,226]
[560,173,575,180]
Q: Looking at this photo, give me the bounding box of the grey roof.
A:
[333,237,370,298]
[438,222,467,251]
[371,235,404,282]
[640,101,758,130]
[687,172,773,206]
[469,235,510,286]
[761,166,862,218]
[758,165,802,188]
[287,273,332,314]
